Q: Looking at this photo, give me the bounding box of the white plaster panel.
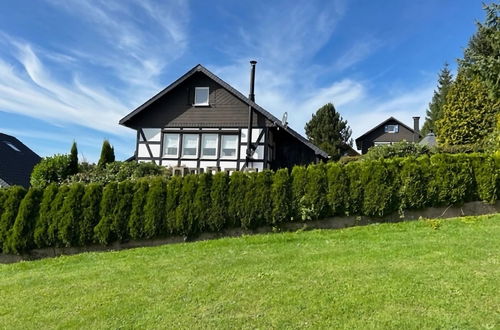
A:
[200,161,217,169]
[180,160,198,168]
[219,161,237,171]
[138,144,149,157]
[241,128,263,143]
[142,128,161,142]
[149,144,161,157]
[138,159,154,164]
[240,145,264,160]
[162,160,178,167]
[247,162,264,172]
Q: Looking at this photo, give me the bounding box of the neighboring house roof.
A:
[119,64,328,159]
[0,133,41,188]
[419,132,437,147]
[354,116,422,149]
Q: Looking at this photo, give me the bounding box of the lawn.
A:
[0,214,499,329]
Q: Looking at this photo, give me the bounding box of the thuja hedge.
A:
[0,153,497,254]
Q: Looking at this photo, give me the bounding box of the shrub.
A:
[79,183,102,246]
[192,173,212,232]
[364,141,430,160]
[46,185,70,247]
[30,154,71,188]
[0,186,26,252]
[175,175,198,236]
[128,180,149,240]
[399,156,430,210]
[165,176,182,234]
[143,177,166,238]
[98,140,115,168]
[291,166,307,221]
[112,181,135,241]
[471,154,497,203]
[58,183,85,247]
[4,188,43,253]
[94,182,118,244]
[0,189,7,220]
[208,172,229,231]
[34,184,58,248]
[271,169,292,224]
[326,162,348,216]
[243,171,273,229]
[361,160,400,217]
[227,171,249,228]
[344,162,364,215]
[302,164,329,220]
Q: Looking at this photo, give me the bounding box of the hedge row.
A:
[0,153,497,254]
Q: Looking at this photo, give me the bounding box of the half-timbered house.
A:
[119,62,328,173]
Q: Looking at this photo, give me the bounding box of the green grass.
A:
[1,215,499,329]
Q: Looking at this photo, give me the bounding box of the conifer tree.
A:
[326,162,349,215]
[243,171,273,228]
[98,140,115,168]
[208,172,229,231]
[143,177,166,238]
[5,188,43,253]
[227,171,248,228]
[69,141,79,175]
[46,185,69,247]
[58,183,85,246]
[79,183,102,245]
[291,166,307,220]
[192,173,212,232]
[112,181,134,241]
[305,103,352,160]
[94,182,118,244]
[165,176,182,234]
[421,64,453,136]
[0,187,26,252]
[271,169,292,225]
[175,175,197,236]
[34,184,58,248]
[128,180,149,240]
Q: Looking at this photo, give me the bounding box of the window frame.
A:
[201,134,218,159]
[181,134,199,159]
[163,133,180,158]
[385,124,399,133]
[194,87,210,106]
[220,134,238,160]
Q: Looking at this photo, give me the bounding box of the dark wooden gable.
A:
[125,71,269,129]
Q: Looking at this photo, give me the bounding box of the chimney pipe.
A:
[246,60,257,167]
[412,116,420,142]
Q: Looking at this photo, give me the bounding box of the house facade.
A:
[0,133,41,188]
[355,117,421,154]
[119,63,328,173]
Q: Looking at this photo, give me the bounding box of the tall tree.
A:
[305,103,352,160]
[421,64,453,136]
[98,140,115,168]
[69,141,79,175]
[459,3,499,100]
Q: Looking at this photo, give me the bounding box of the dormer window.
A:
[385,124,399,133]
[194,87,209,106]
[3,141,20,152]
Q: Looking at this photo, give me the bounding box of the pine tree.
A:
[192,173,212,233]
[227,172,248,228]
[175,175,197,236]
[112,181,134,241]
[79,183,102,245]
[143,177,166,238]
[128,180,149,240]
[208,172,229,231]
[98,140,115,168]
[34,184,58,248]
[165,176,182,234]
[0,187,26,252]
[271,169,292,225]
[94,182,118,244]
[46,185,69,247]
[58,183,85,247]
[421,64,453,136]
[305,103,352,160]
[69,141,79,175]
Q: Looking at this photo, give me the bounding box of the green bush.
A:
[58,183,85,247]
[30,154,71,188]
[0,189,7,220]
[227,171,248,228]
[175,175,198,236]
[364,141,430,160]
[291,166,307,221]
[243,171,273,229]
[46,185,70,247]
[4,188,43,253]
[79,183,102,246]
[471,154,497,203]
[344,162,364,216]
[143,177,166,238]
[0,187,26,252]
[128,180,149,240]
[34,184,58,248]
[208,172,229,231]
[326,162,348,215]
[112,181,135,241]
[192,173,212,232]
[361,160,400,217]
[94,182,118,244]
[271,169,292,224]
[302,164,329,220]
[165,176,182,234]
[399,157,430,210]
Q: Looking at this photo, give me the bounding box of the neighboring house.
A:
[0,133,41,188]
[119,63,328,173]
[355,117,422,154]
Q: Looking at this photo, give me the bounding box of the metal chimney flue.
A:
[249,60,257,102]
[245,60,257,167]
[412,116,420,142]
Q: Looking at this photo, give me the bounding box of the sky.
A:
[0,0,489,162]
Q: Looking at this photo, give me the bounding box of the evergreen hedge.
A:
[0,153,497,254]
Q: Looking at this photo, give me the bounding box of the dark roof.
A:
[119,64,328,159]
[0,133,41,188]
[355,116,422,149]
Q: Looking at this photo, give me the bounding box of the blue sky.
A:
[0,0,488,162]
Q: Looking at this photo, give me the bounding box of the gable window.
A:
[220,135,237,159]
[163,134,179,157]
[385,124,399,133]
[201,134,218,158]
[194,87,209,106]
[182,134,199,158]
[2,141,20,152]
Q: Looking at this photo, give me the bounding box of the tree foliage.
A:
[98,140,115,168]
[305,103,352,160]
[30,154,72,188]
[69,141,79,175]
[421,64,454,136]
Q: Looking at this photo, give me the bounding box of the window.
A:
[182,134,199,157]
[385,125,399,133]
[201,134,218,158]
[3,141,20,152]
[220,135,237,159]
[163,134,179,157]
[194,87,209,106]
[374,141,392,146]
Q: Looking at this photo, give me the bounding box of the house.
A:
[0,133,41,188]
[355,117,422,154]
[119,62,328,173]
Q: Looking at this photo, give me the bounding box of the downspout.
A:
[245,60,257,168]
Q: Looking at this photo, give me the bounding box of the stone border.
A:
[1,200,498,264]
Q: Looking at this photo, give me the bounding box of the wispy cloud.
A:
[333,38,382,72]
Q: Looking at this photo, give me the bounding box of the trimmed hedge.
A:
[0,153,497,254]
